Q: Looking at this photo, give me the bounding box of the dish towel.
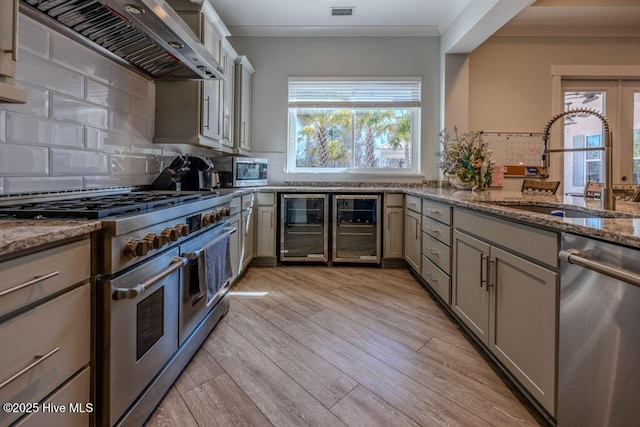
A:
[199,231,232,304]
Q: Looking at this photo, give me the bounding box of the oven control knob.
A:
[202,212,218,226]
[144,233,163,249]
[161,227,179,242]
[219,207,230,217]
[175,224,189,236]
[125,239,150,257]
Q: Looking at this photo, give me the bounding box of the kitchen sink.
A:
[487,203,639,219]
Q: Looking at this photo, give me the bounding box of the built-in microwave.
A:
[215,157,268,187]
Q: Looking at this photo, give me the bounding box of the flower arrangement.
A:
[437,127,493,190]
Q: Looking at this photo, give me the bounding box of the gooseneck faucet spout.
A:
[542,108,615,210]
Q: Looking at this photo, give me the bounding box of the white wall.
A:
[0,16,210,195]
[229,36,441,183]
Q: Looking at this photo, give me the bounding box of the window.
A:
[287,78,421,173]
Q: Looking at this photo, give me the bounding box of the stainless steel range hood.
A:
[20,0,225,80]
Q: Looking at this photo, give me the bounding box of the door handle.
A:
[0,271,59,298]
[203,96,211,129]
[112,257,187,300]
[487,259,495,292]
[480,254,488,288]
[0,347,60,390]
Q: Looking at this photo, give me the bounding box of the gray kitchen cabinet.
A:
[0,239,91,426]
[220,40,237,149]
[255,192,276,261]
[241,193,255,270]
[228,211,241,281]
[404,195,421,272]
[153,4,229,150]
[0,0,27,103]
[383,193,404,260]
[421,199,453,304]
[234,56,255,154]
[452,208,558,415]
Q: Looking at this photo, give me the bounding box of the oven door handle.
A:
[184,227,238,260]
[112,256,187,300]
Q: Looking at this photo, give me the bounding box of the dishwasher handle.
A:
[559,249,640,288]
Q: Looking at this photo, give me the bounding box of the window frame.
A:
[286,77,422,175]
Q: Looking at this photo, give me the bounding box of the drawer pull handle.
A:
[423,207,438,213]
[426,247,439,256]
[0,271,60,298]
[0,347,60,390]
[424,226,439,233]
[425,272,438,283]
[113,257,187,300]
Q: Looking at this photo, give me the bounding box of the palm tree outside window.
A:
[287,78,421,173]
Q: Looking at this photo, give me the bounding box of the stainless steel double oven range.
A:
[0,190,235,426]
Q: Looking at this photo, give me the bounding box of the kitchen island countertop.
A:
[0,220,102,258]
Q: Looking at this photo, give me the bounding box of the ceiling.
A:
[208,0,640,50]
[208,0,473,37]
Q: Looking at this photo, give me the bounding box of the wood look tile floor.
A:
[146,267,545,427]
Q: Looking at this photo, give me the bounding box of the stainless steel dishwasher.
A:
[558,233,640,426]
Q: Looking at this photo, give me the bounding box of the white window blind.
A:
[288,78,422,109]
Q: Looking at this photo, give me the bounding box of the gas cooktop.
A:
[0,191,220,220]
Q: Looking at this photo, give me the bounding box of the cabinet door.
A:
[201,80,221,140]
[384,206,403,258]
[0,0,17,78]
[202,17,222,63]
[221,50,234,148]
[228,214,240,279]
[239,67,252,151]
[256,206,275,257]
[241,208,254,269]
[452,230,490,344]
[489,246,558,414]
[404,209,421,271]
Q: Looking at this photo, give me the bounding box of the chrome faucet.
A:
[542,108,615,210]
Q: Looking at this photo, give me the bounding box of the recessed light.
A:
[125,4,144,15]
[331,7,355,17]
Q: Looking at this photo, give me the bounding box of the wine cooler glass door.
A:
[280,194,328,262]
[333,195,381,263]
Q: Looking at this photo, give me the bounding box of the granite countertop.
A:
[261,186,640,249]
[0,220,102,258]
[2,185,639,257]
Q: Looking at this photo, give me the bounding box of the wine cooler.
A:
[332,195,381,263]
[280,194,329,262]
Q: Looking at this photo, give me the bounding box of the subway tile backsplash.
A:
[0,15,204,195]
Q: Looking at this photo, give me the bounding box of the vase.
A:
[447,174,474,190]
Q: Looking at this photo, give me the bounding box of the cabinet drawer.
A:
[422,216,452,246]
[0,284,90,426]
[256,192,275,206]
[455,208,559,268]
[421,255,451,304]
[405,195,421,213]
[0,239,90,319]
[385,193,404,207]
[422,232,451,274]
[422,199,452,225]
[241,193,254,210]
[15,367,90,427]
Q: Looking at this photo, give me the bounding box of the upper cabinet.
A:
[0,0,27,103]
[153,0,231,150]
[234,56,255,154]
[220,39,237,150]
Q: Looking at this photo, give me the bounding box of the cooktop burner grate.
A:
[0,191,206,219]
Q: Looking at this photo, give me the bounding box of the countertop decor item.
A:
[437,127,493,190]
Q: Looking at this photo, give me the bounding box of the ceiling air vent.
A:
[331,7,355,16]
